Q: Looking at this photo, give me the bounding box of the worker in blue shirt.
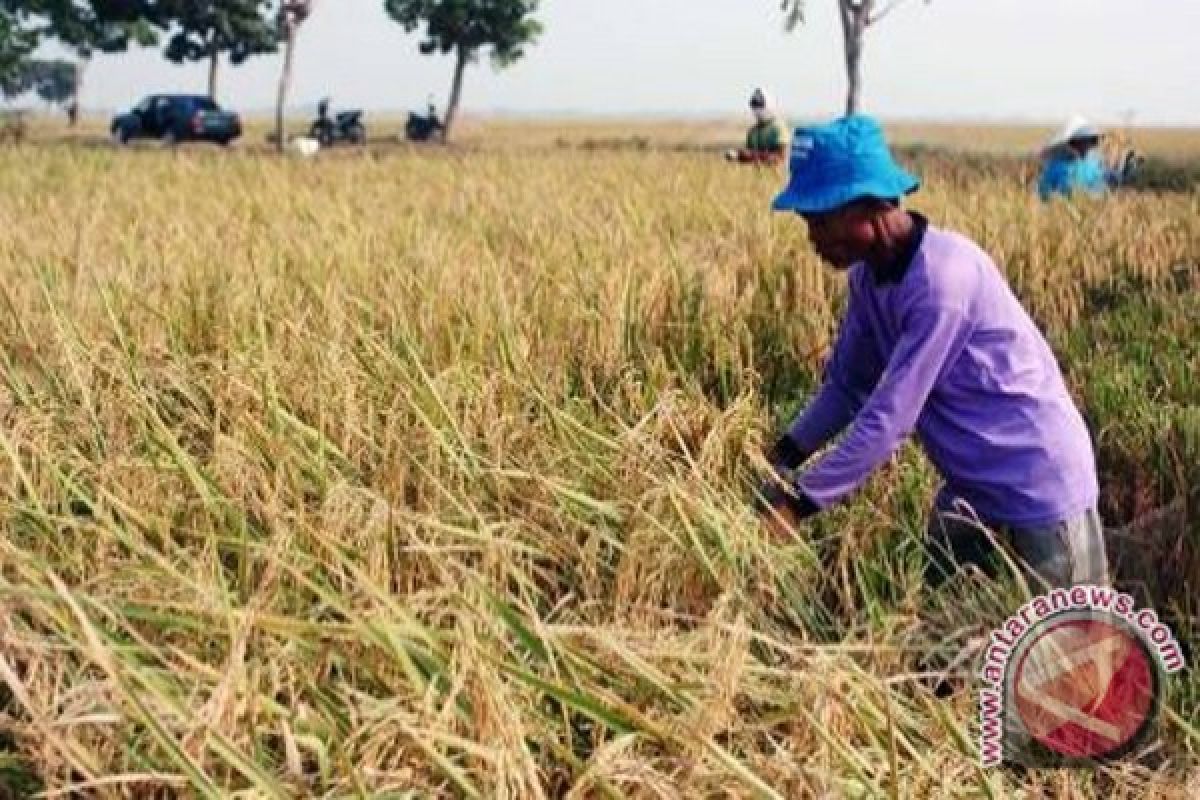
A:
[1038,115,1140,201]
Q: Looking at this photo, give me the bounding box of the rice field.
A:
[0,121,1196,798]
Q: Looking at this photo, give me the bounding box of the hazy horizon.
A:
[28,0,1200,128]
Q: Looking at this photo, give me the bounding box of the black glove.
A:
[755,477,820,522]
[767,433,810,471]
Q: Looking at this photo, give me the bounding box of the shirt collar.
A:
[869,211,928,286]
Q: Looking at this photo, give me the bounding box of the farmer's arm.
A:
[759,293,880,533]
[1037,161,1060,201]
[1100,150,1139,189]
[770,303,974,530]
[737,148,785,165]
[772,289,881,469]
[1081,157,1113,192]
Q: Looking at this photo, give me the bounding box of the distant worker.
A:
[725,88,787,165]
[1038,115,1140,201]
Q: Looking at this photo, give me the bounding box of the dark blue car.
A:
[111,94,242,146]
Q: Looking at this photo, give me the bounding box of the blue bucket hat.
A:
[772,115,919,214]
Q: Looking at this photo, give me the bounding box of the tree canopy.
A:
[383,0,542,139]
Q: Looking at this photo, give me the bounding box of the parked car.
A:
[111,94,242,146]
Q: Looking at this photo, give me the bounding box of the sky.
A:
[56,0,1200,126]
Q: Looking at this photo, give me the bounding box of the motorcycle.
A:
[405,107,444,142]
[309,98,367,147]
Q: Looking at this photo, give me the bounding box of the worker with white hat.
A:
[725,88,788,165]
[1037,114,1140,200]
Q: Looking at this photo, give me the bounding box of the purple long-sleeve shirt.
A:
[788,217,1098,528]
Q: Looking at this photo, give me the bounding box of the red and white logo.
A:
[977,586,1184,768]
[1010,613,1157,761]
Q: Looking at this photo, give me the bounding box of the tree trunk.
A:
[843,30,862,115]
[443,46,468,142]
[275,26,298,152]
[208,49,220,101]
[68,57,86,127]
[839,1,869,115]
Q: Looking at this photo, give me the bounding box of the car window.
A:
[154,97,171,112]
[134,97,152,113]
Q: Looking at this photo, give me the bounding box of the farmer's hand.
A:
[1121,148,1144,180]
[753,433,818,542]
[756,479,819,543]
[767,433,810,471]
[762,497,804,543]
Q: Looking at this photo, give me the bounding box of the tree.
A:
[26,57,76,105]
[157,0,278,101]
[0,8,38,99]
[383,0,541,141]
[0,57,79,120]
[8,1,161,55]
[274,0,310,152]
[3,1,162,121]
[781,0,928,115]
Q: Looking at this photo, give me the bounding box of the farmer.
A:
[759,115,1109,593]
[1038,115,1140,201]
[725,88,787,165]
